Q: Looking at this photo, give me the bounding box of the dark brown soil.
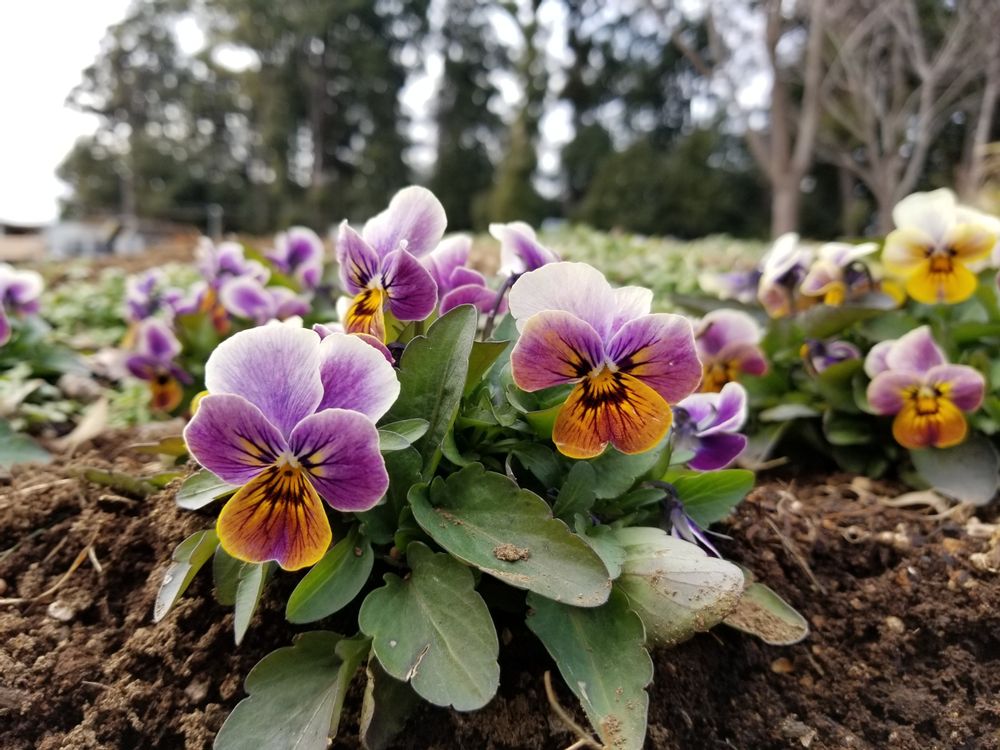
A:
[2,434,998,750]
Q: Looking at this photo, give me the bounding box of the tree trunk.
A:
[771,179,800,237]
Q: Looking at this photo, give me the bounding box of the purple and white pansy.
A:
[672,382,749,471]
[125,318,192,411]
[337,186,445,341]
[489,221,559,276]
[422,235,497,314]
[268,227,325,290]
[183,324,399,570]
[0,263,44,346]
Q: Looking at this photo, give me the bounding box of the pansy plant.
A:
[125,318,193,412]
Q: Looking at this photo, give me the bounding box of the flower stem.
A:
[481,274,518,341]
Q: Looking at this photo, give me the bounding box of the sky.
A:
[0,1,134,224]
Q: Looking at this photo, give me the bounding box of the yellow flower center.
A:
[702,361,739,393]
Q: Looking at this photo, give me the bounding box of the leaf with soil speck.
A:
[724,580,808,645]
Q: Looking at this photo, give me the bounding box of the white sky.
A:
[0,1,133,224]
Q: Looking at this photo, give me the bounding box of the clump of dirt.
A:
[2,442,998,750]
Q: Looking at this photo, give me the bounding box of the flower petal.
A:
[610,286,653,333]
[799,260,842,297]
[150,375,184,412]
[337,222,382,295]
[440,284,496,315]
[317,333,400,420]
[422,234,471,291]
[508,261,616,337]
[717,342,769,377]
[698,381,748,436]
[607,313,702,404]
[276,226,324,288]
[892,189,956,245]
[867,371,920,415]
[689,433,747,471]
[818,241,878,266]
[892,398,967,449]
[553,370,672,459]
[219,276,273,322]
[217,464,332,571]
[882,226,934,277]
[696,309,761,358]
[289,408,389,512]
[885,326,946,373]
[204,324,323,436]
[344,288,387,341]
[381,249,438,322]
[362,186,447,258]
[864,340,894,377]
[135,318,181,361]
[510,310,604,391]
[183,393,289,484]
[490,221,558,274]
[927,364,985,412]
[947,221,995,263]
[904,258,978,305]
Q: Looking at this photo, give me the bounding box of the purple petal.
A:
[440,284,496,315]
[135,318,181,361]
[867,371,920,415]
[490,221,559,274]
[508,262,617,338]
[290,408,389,511]
[125,354,157,380]
[204,324,323,436]
[606,313,702,404]
[450,266,486,288]
[696,309,761,358]
[717,341,769,377]
[2,267,43,308]
[362,186,447,259]
[317,332,400,420]
[269,287,311,320]
[312,322,343,339]
[510,310,604,391]
[422,235,471,291]
[689,433,748,471]
[220,276,273,322]
[276,227,324,289]
[337,222,382,295]
[799,260,841,296]
[183,393,288,484]
[699,382,748,435]
[926,364,985,411]
[885,326,946,374]
[864,340,894,377]
[380,249,438,322]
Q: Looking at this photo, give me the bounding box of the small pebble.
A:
[47,600,75,622]
[0,578,8,595]
[185,677,210,703]
[884,615,905,634]
[771,657,794,674]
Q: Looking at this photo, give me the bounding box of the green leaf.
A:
[215,632,370,750]
[378,418,429,444]
[822,410,874,446]
[464,339,510,396]
[611,527,744,646]
[0,422,51,468]
[234,562,274,645]
[385,305,478,474]
[911,434,1000,505]
[589,439,669,499]
[212,545,242,607]
[378,430,413,452]
[510,443,561,487]
[358,542,499,711]
[552,461,597,520]
[527,590,652,750]
[131,435,188,457]
[669,469,755,526]
[154,529,218,622]
[815,359,863,412]
[575,521,626,579]
[758,403,820,422]
[357,447,422,545]
[175,469,238,510]
[409,464,611,606]
[359,656,421,750]
[724,581,808,645]
[799,299,895,338]
[286,529,374,624]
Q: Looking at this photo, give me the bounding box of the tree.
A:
[665,0,826,236]
[427,0,507,229]
[818,0,1000,231]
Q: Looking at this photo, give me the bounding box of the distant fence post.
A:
[207,204,223,241]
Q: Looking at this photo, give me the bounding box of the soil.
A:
[2,433,998,750]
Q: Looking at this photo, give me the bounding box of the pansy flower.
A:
[220,276,311,325]
[694,309,768,393]
[312,321,394,363]
[268,227,325,290]
[0,263,43,346]
[509,262,701,459]
[337,186,445,341]
[489,221,559,275]
[125,269,166,323]
[196,238,270,286]
[800,242,878,305]
[125,318,192,411]
[673,382,748,471]
[422,235,497,314]
[866,326,984,449]
[883,189,996,305]
[183,324,399,570]
[757,233,813,317]
[698,268,761,305]
[801,339,861,375]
